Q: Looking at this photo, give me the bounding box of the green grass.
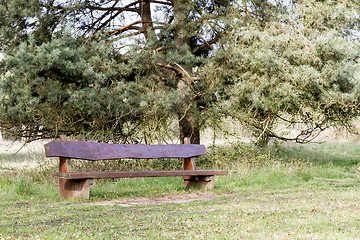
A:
[1,186,360,239]
[90,177,187,200]
[2,141,360,239]
[276,142,360,167]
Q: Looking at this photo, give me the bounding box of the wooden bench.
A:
[44,138,228,199]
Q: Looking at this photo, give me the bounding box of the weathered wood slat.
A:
[45,141,207,160]
[54,170,228,179]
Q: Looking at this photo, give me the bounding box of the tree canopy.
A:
[0,0,359,144]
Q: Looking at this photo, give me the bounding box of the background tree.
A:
[0,0,359,144]
[203,0,360,144]
[0,0,231,143]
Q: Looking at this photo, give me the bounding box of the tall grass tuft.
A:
[15,178,35,196]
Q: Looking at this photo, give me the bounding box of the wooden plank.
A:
[183,137,196,170]
[58,135,71,199]
[54,170,228,179]
[45,141,207,160]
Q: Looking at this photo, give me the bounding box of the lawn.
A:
[1,141,360,239]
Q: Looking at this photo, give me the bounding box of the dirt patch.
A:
[87,192,233,207]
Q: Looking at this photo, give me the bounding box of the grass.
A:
[276,141,360,167]
[1,186,360,239]
[2,141,360,239]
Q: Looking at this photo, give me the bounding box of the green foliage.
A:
[202,0,360,143]
[0,33,179,142]
[0,0,40,48]
[197,142,276,168]
[0,0,360,144]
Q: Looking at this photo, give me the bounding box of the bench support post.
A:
[59,156,69,198]
[59,155,93,199]
[183,137,214,190]
[184,175,214,190]
[58,135,93,199]
[59,178,93,199]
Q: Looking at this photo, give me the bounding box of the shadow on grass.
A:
[89,177,186,200]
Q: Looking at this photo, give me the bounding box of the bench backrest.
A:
[45,141,207,160]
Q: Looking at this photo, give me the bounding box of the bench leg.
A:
[183,176,214,190]
[59,179,93,199]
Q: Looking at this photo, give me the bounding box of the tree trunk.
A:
[140,0,153,40]
[179,114,200,144]
[173,0,201,144]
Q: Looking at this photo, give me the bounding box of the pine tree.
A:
[0,0,359,144]
[203,0,360,143]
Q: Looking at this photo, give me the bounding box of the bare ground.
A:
[86,192,233,207]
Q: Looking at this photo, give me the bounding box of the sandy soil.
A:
[86,192,233,207]
[0,139,49,154]
[0,139,51,169]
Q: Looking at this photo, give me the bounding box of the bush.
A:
[197,142,279,169]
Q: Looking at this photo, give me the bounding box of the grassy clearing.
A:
[1,141,360,239]
[1,186,360,239]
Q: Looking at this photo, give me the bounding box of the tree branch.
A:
[94,11,123,33]
[191,33,222,54]
[214,0,228,7]
[109,26,163,39]
[85,5,139,13]
[104,21,166,37]
[156,63,183,77]
[151,0,173,6]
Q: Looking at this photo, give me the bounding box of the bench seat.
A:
[45,138,228,199]
[54,170,228,179]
